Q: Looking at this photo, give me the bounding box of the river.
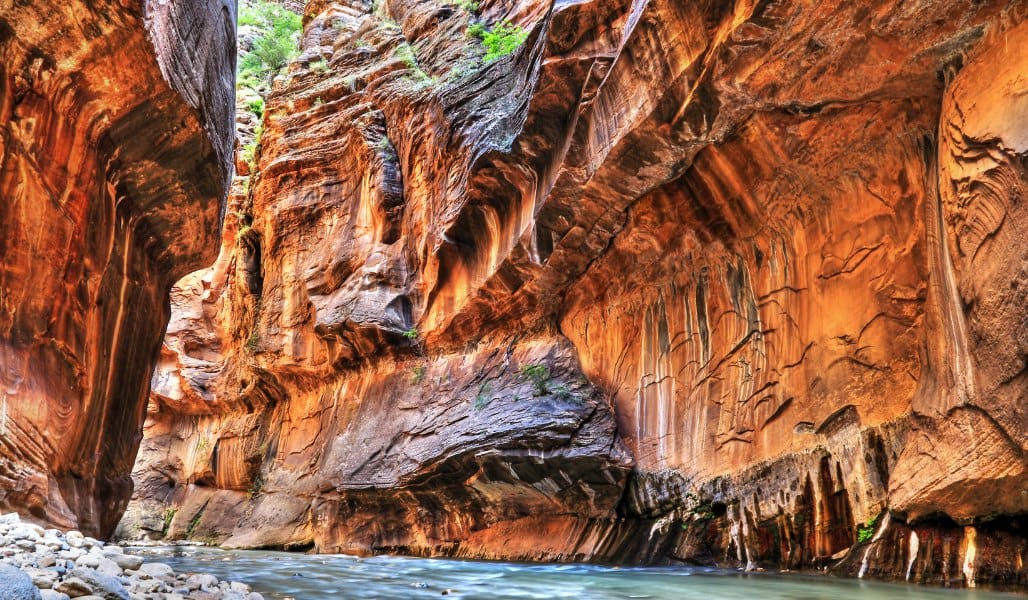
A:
[127,546,1023,600]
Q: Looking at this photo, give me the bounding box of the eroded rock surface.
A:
[121,0,1026,587]
[0,0,235,535]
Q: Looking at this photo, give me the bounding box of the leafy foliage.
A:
[857,515,879,543]
[237,0,302,92]
[246,97,265,119]
[393,42,435,87]
[241,122,264,172]
[186,510,204,537]
[467,19,528,63]
[161,508,177,536]
[520,364,550,395]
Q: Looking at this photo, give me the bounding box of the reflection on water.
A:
[127,546,1024,600]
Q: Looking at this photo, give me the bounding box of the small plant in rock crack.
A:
[410,364,426,385]
[236,223,253,243]
[474,383,492,409]
[375,136,398,161]
[520,363,550,396]
[309,58,329,73]
[857,514,879,543]
[186,510,204,537]
[245,330,260,353]
[246,475,264,500]
[394,43,429,76]
[467,19,528,63]
[551,384,582,404]
[241,122,264,172]
[161,508,177,536]
[246,97,264,119]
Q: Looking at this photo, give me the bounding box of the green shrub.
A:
[467,19,528,63]
[310,58,329,72]
[857,515,878,543]
[246,97,264,119]
[186,510,203,537]
[520,364,549,395]
[237,1,302,90]
[242,122,264,172]
[455,0,479,11]
[161,508,177,536]
[552,384,582,403]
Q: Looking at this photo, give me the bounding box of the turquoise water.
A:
[128,546,1024,600]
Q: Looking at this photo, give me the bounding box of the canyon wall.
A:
[0,0,235,535]
[118,0,1026,587]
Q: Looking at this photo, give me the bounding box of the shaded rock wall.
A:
[0,0,235,535]
[120,0,1026,587]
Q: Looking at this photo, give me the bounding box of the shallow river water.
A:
[128,546,1023,600]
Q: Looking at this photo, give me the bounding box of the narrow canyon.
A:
[1,0,1026,592]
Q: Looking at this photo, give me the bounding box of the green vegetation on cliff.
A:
[238,0,302,95]
[467,19,529,63]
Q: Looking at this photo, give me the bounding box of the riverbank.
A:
[0,513,263,600]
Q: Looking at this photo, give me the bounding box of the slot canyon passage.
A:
[1,0,1027,595]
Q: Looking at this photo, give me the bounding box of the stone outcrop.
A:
[119,0,1025,588]
[0,0,235,536]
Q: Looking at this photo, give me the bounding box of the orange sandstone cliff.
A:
[0,0,235,535]
[106,0,1028,587]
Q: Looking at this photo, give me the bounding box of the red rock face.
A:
[119,0,1026,587]
[0,0,235,535]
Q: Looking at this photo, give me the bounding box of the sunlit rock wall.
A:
[121,0,1026,587]
[0,0,235,535]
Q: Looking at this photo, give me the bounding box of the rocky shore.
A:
[0,514,263,600]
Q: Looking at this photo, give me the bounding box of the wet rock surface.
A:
[0,513,262,600]
[105,0,1026,588]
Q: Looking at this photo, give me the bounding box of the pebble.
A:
[0,512,263,600]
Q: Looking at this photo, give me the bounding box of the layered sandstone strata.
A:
[0,0,235,535]
[120,0,1026,587]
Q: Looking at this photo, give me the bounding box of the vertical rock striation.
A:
[0,0,235,535]
[121,0,1025,587]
